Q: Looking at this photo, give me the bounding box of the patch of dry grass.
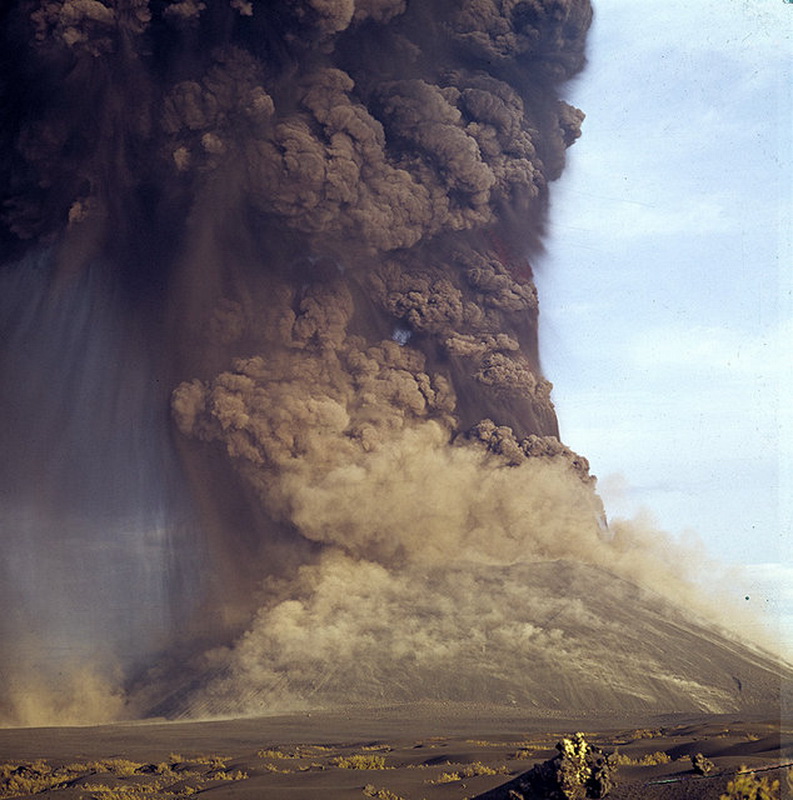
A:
[333,754,390,770]
[512,748,540,760]
[611,751,672,767]
[720,766,780,800]
[260,762,293,774]
[257,749,293,760]
[0,753,249,800]
[362,785,407,799]
[428,761,509,783]
[1,760,76,797]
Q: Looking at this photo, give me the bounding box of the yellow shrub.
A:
[257,749,293,760]
[612,751,671,767]
[333,755,389,770]
[261,763,293,774]
[362,785,405,800]
[0,760,74,797]
[720,767,780,800]
[460,762,507,777]
[207,769,248,781]
[432,771,461,783]
[429,761,508,783]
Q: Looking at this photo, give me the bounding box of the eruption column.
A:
[7,0,762,724]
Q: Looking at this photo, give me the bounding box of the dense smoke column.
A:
[0,0,591,401]
[0,0,598,722]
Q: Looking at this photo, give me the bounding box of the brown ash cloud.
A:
[3,0,761,725]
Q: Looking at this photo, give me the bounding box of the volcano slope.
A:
[138,559,789,721]
[1,564,789,800]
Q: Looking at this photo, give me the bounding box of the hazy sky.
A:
[537,0,792,644]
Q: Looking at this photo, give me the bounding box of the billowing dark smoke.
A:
[1,1,776,726]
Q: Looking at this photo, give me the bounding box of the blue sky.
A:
[537,0,792,648]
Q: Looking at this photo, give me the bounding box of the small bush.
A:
[82,782,162,799]
[612,751,671,767]
[257,749,293,760]
[0,761,73,797]
[629,728,663,740]
[296,745,333,756]
[362,785,405,799]
[84,759,145,777]
[460,762,507,777]
[1,752,251,800]
[691,753,715,775]
[429,761,508,783]
[720,767,780,800]
[184,755,228,769]
[261,762,293,774]
[432,771,461,784]
[333,754,389,770]
[152,763,178,777]
[540,732,615,799]
[207,769,248,781]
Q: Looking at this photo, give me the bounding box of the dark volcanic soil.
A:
[1,704,790,800]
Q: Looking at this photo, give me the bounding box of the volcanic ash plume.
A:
[0,1,781,726]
